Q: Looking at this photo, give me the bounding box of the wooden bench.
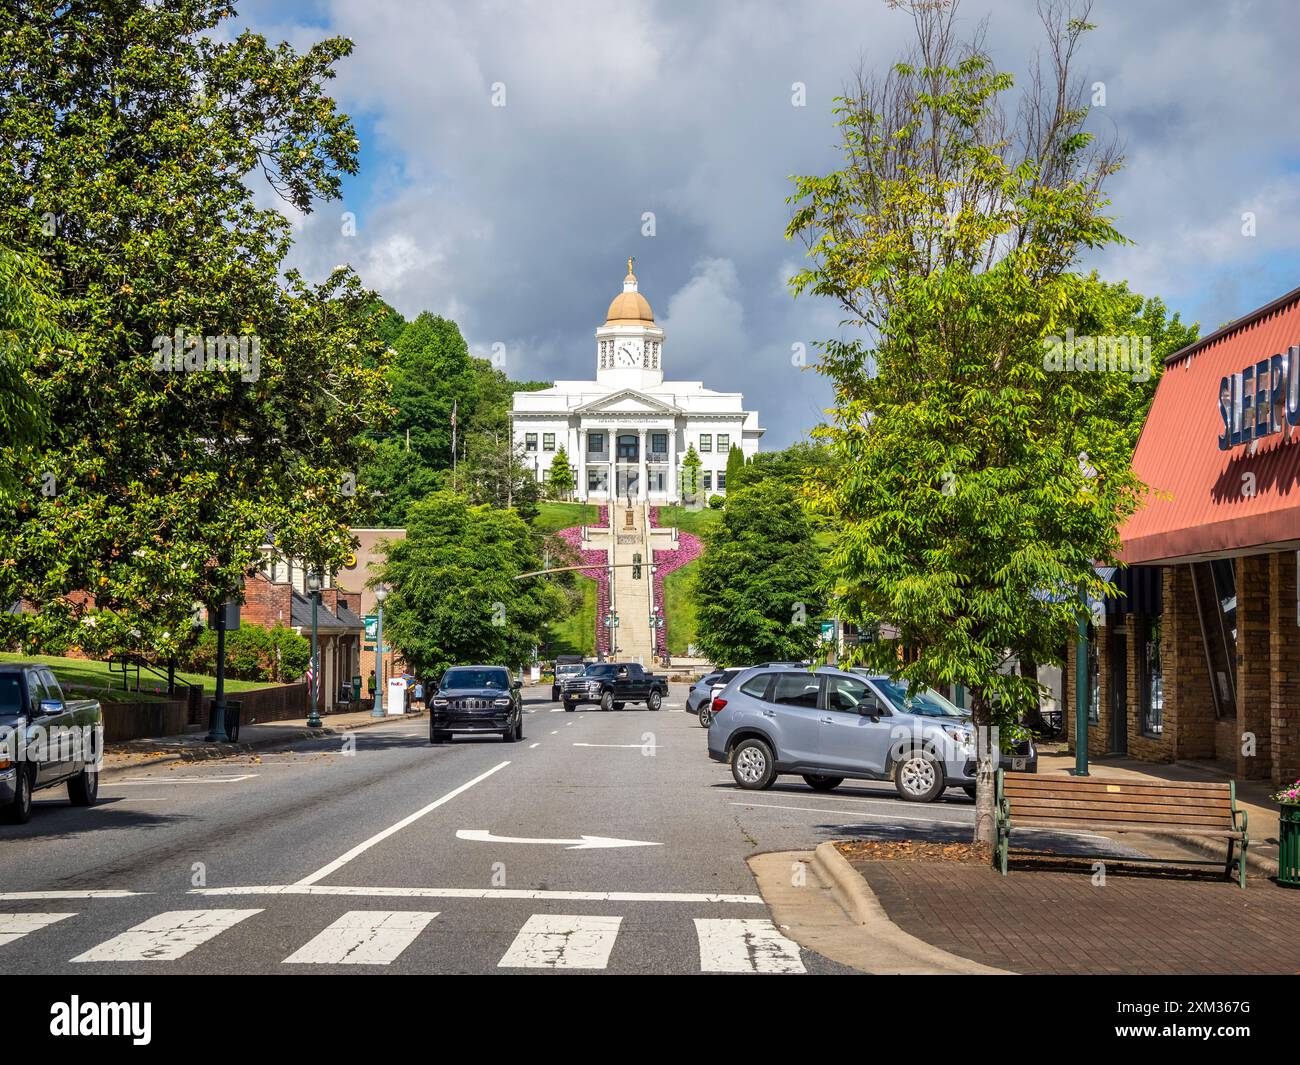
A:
[994,769,1249,887]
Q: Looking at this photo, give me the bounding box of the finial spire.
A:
[626,256,635,277]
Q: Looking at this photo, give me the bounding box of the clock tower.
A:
[595,257,665,389]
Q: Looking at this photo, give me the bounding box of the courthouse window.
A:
[525,433,537,452]
[588,431,604,453]
[716,434,729,451]
[699,434,712,452]
[543,433,555,451]
[703,472,713,491]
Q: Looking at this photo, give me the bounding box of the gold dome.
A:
[605,257,654,324]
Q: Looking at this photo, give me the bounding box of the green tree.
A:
[787,0,1148,841]
[692,481,829,665]
[378,491,563,678]
[548,445,575,500]
[723,445,745,497]
[0,248,61,502]
[0,1,390,658]
[679,445,702,505]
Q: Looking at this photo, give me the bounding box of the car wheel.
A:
[564,700,575,712]
[802,774,843,793]
[647,690,662,711]
[430,730,450,744]
[600,692,614,712]
[894,750,945,802]
[962,785,977,800]
[503,723,519,743]
[731,738,777,791]
[551,686,560,701]
[613,701,626,711]
[698,705,713,728]
[68,765,99,806]
[2,766,33,824]
[516,717,524,741]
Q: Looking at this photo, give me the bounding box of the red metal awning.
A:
[1120,285,1300,564]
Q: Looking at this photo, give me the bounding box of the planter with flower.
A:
[1273,780,1300,887]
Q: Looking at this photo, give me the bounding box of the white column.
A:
[667,421,678,503]
[637,427,647,502]
[577,426,586,502]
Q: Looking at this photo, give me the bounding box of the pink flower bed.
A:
[556,523,613,655]
[652,531,702,656]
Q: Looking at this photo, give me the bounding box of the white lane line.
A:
[549,708,564,713]
[572,743,663,749]
[529,743,540,749]
[191,885,764,904]
[283,910,438,965]
[550,730,558,735]
[0,890,146,901]
[0,912,76,947]
[498,914,621,969]
[72,909,262,963]
[295,761,510,886]
[102,774,259,786]
[694,918,806,974]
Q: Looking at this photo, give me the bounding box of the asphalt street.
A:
[0,683,989,975]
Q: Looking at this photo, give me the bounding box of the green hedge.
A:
[180,624,311,682]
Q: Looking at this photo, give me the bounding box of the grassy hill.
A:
[0,652,276,703]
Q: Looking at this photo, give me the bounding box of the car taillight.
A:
[710,698,727,714]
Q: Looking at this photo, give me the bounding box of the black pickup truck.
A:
[560,662,668,712]
[0,663,104,824]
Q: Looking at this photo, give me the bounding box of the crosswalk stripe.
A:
[283,910,438,965]
[71,909,262,963]
[498,914,622,969]
[0,912,76,947]
[693,918,806,973]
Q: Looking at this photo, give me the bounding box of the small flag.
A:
[450,399,458,427]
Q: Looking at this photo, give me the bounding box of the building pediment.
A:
[574,389,681,416]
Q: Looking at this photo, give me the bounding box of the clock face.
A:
[616,342,640,368]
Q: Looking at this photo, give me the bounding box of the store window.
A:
[1139,614,1164,737]
[699,434,712,452]
[525,433,537,452]
[1191,559,1238,718]
[543,433,555,451]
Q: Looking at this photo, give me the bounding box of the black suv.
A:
[429,665,523,744]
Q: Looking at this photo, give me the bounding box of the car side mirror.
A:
[859,697,883,718]
[512,680,522,690]
[39,699,63,716]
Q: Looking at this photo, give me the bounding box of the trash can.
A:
[207,699,242,742]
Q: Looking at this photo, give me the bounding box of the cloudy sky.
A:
[236,0,1300,448]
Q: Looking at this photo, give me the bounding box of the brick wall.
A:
[242,573,293,628]
[1271,551,1300,787]
[1236,554,1272,779]
[1065,632,1109,757]
[1165,563,1217,761]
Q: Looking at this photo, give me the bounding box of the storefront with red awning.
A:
[1067,285,1300,786]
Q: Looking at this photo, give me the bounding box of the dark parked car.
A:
[0,663,103,824]
[561,662,668,711]
[429,665,524,744]
[551,655,587,701]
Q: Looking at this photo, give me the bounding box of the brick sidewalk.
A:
[854,857,1300,974]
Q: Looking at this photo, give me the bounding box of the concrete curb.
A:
[811,842,1013,976]
[101,712,423,777]
[1164,829,1279,878]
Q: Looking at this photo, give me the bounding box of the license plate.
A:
[1012,757,1026,771]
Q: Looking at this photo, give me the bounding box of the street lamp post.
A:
[306,571,322,728]
[372,585,388,717]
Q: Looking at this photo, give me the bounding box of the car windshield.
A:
[441,668,509,690]
[584,665,617,678]
[557,664,584,674]
[871,678,965,718]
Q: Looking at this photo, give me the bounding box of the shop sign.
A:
[1219,344,1300,450]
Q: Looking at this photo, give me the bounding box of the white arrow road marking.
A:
[283,910,438,965]
[0,912,76,947]
[72,909,262,963]
[498,914,621,969]
[694,918,806,974]
[192,885,762,903]
[296,761,510,886]
[456,829,660,850]
[572,743,663,749]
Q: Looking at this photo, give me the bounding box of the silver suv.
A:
[706,666,1035,801]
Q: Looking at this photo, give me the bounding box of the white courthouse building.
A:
[511,260,764,503]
